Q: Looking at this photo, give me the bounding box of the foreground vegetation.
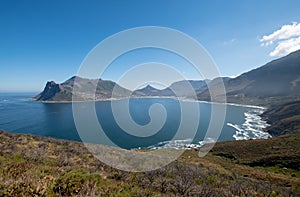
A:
[0,130,299,196]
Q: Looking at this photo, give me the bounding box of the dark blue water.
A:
[0,93,270,149]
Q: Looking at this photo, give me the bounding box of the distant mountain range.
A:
[131,80,209,98]
[35,49,300,105]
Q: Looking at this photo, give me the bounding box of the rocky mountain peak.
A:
[36,81,64,101]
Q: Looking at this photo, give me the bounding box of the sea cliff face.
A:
[35,81,64,101]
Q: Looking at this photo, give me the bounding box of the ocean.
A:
[0,92,271,149]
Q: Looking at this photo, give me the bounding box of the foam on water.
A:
[227,108,271,140]
[144,137,216,150]
[0,93,272,150]
[145,138,193,150]
[142,106,271,150]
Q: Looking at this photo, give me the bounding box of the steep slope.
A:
[35,76,132,101]
[34,81,65,101]
[197,49,300,105]
[261,100,300,136]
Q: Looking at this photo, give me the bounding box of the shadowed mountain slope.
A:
[197,49,300,105]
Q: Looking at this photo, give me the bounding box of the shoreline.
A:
[35,96,266,109]
[0,105,270,152]
[1,95,271,150]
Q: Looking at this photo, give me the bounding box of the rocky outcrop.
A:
[35,77,132,101]
[35,81,64,101]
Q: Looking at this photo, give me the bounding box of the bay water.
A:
[0,93,271,149]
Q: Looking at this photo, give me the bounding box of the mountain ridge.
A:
[197,49,300,105]
[35,49,300,105]
[35,76,132,101]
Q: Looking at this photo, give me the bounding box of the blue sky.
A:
[1,0,300,91]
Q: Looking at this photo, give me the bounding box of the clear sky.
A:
[1,0,300,92]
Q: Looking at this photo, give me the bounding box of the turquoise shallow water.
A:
[0,93,270,149]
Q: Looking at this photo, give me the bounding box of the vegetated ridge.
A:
[0,130,299,196]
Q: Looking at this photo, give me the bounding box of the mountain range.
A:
[35,49,300,105]
[197,49,300,105]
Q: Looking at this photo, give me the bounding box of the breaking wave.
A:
[140,107,271,150]
[227,108,271,140]
[143,137,216,150]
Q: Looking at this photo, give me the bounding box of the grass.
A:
[0,130,299,196]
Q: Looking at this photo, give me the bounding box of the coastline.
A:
[31,95,271,149]
[35,96,266,109]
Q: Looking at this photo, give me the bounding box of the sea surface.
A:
[0,93,271,149]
